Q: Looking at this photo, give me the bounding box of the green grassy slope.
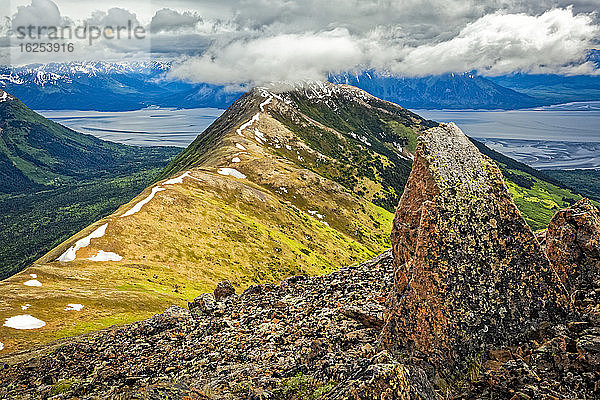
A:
[0,90,179,278]
[274,87,437,211]
[0,83,403,353]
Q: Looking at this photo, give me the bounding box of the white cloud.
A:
[12,0,62,28]
[169,7,599,85]
[169,28,365,85]
[3,0,599,80]
[388,8,599,76]
[150,9,202,32]
[86,8,140,27]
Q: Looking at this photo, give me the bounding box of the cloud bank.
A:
[169,7,599,85]
[3,0,599,84]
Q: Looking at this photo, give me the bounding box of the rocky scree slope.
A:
[0,82,433,353]
[1,123,600,399]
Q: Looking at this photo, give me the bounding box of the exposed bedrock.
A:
[384,123,569,370]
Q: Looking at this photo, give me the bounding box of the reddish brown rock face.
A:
[546,198,600,293]
[385,123,568,370]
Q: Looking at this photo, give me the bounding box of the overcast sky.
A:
[1,0,599,85]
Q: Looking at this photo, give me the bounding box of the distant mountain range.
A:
[489,73,600,104]
[0,61,240,111]
[329,71,541,109]
[2,61,599,111]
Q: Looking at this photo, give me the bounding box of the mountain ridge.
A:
[0,82,425,353]
[0,82,588,356]
[329,71,541,110]
[1,124,598,399]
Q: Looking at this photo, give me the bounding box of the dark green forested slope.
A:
[545,169,600,203]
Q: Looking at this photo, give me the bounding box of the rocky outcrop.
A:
[546,198,600,295]
[213,279,236,301]
[385,123,568,371]
[0,251,438,399]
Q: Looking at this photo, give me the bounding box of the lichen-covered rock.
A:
[188,293,216,318]
[213,280,236,301]
[546,198,600,294]
[470,321,600,399]
[385,123,568,371]
[323,351,438,400]
[535,229,547,251]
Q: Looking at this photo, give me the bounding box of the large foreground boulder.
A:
[546,198,600,294]
[384,123,567,371]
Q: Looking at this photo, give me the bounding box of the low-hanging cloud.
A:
[4,0,599,81]
[169,29,365,86]
[169,7,599,86]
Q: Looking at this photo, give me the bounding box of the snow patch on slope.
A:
[254,128,266,143]
[89,250,123,262]
[163,171,191,185]
[24,279,42,287]
[58,223,109,262]
[122,187,166,217]
[65,304,85,311]
[307,210,325,220]
[259,96,272,112]
[236,113,260,137]
[218,168,247,179]
[3,315,46,330]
